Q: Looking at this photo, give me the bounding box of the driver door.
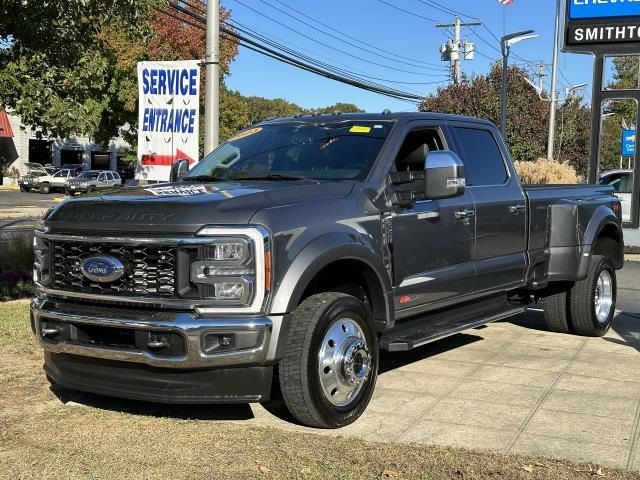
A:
[390,124,476,316]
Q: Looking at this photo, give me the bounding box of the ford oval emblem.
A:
[80,256,125,283]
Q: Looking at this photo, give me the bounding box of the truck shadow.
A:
[49,386,256,421]
[507,308,640,354]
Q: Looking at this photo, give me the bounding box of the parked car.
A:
[31,168,78,194]
[32,112,624,429]
[61,164,83,177]
[17,163,53,192]
[599,169,633,223]
[64,170,121,195]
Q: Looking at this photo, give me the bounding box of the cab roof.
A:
[260,111,495,128]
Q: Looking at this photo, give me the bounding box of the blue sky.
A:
[223,0,595,112]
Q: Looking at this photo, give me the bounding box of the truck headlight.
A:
[193,227,270,312]
[33,233,49,286]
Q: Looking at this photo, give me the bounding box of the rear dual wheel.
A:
[543,255,616,337]
[279,292,378,429]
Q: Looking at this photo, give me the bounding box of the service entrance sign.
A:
[136,60,200,182]
[565,0,640,50]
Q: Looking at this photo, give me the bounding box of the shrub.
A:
[0,235,34,301]
[514,158,579,184]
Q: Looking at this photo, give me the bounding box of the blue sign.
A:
[569,1,640,20]
[621,129,636,156]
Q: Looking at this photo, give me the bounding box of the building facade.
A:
[0,112,130,179]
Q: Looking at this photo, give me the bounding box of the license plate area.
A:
[40,318,186,357]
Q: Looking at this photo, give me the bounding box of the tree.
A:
[420,64,591,175]
[314,102,364,114]
[0,0,161,142]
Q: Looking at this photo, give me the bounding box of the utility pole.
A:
[204,0,220,155]
[535,62,548,93]
[438,17,481,84]
[547,0,561,161]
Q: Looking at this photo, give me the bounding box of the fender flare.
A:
[269,232,393,325]
[578,205,623,275]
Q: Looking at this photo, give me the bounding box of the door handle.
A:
[509,204,526,215]
[454,209,475,219]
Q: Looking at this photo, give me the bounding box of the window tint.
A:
[106,172,114,181]
[600,173,622,192]
[113,172,120,179]
[394,128,444,172]
[453,128,508,186]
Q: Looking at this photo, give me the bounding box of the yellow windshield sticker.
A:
[229,127,262,141]
[349,125,372,134]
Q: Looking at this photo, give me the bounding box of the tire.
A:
[279,292,378,429]
[543,290,572,333]
[19,186,27,192]
[39,183,50,194]
[65,190,74,196]
[87,186,95,193]
[568,255,616,337]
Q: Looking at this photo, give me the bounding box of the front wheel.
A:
[279,292,378,428]
[569,255,616,337]
[39,183,50,194]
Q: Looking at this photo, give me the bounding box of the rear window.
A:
[454,127,508,186]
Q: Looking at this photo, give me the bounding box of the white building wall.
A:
[6,112,129,175]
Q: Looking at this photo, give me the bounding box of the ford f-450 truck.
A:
[31,113,624,428]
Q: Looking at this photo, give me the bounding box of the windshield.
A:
[77,171,99,180]
[184,120,394,182]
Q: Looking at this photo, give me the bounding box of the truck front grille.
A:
[50,241,179,297]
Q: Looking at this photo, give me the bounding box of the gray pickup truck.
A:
[31,112,624,429]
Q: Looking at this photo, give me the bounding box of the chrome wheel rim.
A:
[318,318,372,407]
[594,270,613,324]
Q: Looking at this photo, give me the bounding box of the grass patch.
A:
[1,302,639,480]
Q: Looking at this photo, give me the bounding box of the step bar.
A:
[381,295,524,352]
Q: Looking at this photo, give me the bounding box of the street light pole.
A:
[547,0,561,160]
[500,30,538,139]
[204,0,220,156]
[500,42,510,137]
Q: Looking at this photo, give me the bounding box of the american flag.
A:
[498,0,514,5]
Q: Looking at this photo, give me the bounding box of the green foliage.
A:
[420,64,590,175]
[0,0,162,143]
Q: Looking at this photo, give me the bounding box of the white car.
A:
[65,170,122,195]
[32,168,78,194]
[599,169,633,223]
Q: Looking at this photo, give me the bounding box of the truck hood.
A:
[46,180,355,234]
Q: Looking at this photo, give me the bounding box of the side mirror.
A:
[170,158,190,182]
[389,150,465,206]
[424,151,465,200]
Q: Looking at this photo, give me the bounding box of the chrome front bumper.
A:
[31,297,281,369]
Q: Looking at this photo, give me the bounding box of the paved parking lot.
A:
[248,261,640,470]
[0,189,61,221]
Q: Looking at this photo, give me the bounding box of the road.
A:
[0,189,62,221]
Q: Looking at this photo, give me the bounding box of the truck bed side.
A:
[523,184,623,288]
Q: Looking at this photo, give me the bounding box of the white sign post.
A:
[136,60,200,182]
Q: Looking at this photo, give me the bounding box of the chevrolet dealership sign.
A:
[565,0,640,50]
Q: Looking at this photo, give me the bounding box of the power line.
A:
[415,0,480,21]
[228,20,448,89]
[230,0,447,77]
[376,0,440,22]
[265,0,448,69]
[163,3,430,102]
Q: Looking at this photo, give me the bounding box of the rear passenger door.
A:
[451,125,527,293]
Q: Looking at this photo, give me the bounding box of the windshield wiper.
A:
[232,174,316,181]
[181,175,226,182]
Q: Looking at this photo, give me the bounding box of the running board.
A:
[381,300,524,352]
